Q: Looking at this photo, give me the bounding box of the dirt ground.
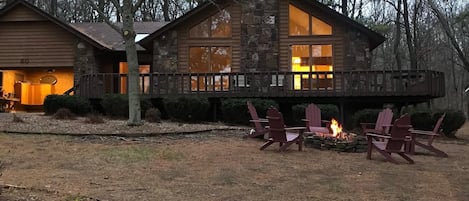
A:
[0,120,468,201]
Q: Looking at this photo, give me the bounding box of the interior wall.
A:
[1,68,73,100]
[25,68,74,94]
[1,69,25,97]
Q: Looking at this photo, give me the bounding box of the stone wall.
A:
[74,41,97,87]
[152,30,178,73]
[240,0,279,72]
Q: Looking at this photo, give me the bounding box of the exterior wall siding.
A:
[0,21,77,68]
[0,4,45,22]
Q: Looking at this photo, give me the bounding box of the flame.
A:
[330,118,342,137]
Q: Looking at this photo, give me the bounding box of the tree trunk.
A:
[342,0,348,16]
[122,0,142,126]
[403,0,417,70]
[50,0,57,16]
[394,0,402,70]
[162,0,171,21]
[97,0,105,22]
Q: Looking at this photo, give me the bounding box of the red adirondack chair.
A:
[409,113,448,157]
[361,108,393,135]
[260,107,305,151]
[245,101,269,138]
[303,103,330,134]
[366,114,414,164]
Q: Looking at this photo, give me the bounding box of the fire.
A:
[330,118,342,137]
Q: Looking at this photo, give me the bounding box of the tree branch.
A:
[85,0,121,33]
[109,0,122,14]
[429,0,469,72]
[132,0,145,13]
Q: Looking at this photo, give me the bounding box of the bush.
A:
[145,108,161,123]
[44,95,91,116]
[100,94,154,119]
[409,110,434,130]
[163,97,210,122]
[291,104,339,125]
[53,108,76,120]
[408,109,465,138]
[439,110,466,138]
[349,109,382,130]
[101,94,128,118]
[221,98,278,125]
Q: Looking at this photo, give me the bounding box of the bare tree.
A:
[428,0,469,73]
[402,0,417,69]
[86,0,145,126]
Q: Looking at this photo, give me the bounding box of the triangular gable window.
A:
[190,8,232,38]
[289,4,332,36]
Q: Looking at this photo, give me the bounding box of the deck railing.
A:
[78,70,445,99]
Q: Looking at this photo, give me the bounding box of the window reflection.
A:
[190,9,231,38]
[189,19,210,38]
[211,9,232,37]
[189,47,231,91]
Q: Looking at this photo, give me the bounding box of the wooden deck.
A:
[78,70,445,101]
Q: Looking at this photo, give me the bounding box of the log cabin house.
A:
[0,0,445,115]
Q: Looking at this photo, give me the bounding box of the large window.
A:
[119,62,150,94]
[289,4,332,36]
[189,47,231,91]
[291,45,333,90]
[189,9,232,38]
[188,7,232,91]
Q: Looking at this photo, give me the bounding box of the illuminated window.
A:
[291,45,333,90]
[189,47,231,91]
[312,16,332,35]
[289,4,332,36]
[289,5,310,36]
[190,9,231,38]
[119,62,151,94]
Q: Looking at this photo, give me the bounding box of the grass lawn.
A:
[0,123,468,201]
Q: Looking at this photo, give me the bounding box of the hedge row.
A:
[44,95,466,138]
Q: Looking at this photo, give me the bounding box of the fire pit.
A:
[304,119,367,152]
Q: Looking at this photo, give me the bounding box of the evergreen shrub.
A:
[44,95,91,116]
[221,98,278,125]
[163,97,209,122]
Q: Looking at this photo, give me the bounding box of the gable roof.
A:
[70,22,167,51]
[139,0,386,50]
[0,0,109,50]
